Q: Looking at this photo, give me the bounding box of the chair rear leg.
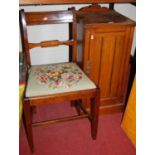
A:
[23,98,34,153]
[90,89,100,140]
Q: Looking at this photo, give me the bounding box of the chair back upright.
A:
[19,9,77,68]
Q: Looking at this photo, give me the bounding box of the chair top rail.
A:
[25,10,74,25]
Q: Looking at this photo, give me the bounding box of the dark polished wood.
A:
[26,10,74,25]
[90,89,100,139]
[77,6,135,114]
[29,89,97,106]
[20,10,30,67]
[20,8,100,153]
[29,40,74,49]
[32,114,89,127]
[79,4,111,12]
[20,9,77,66]
[109,3,114,10]
[19,0,136,5]
[23,98,34,153]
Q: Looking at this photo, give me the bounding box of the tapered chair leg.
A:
[90,89,100,140]
[23,98,34,153]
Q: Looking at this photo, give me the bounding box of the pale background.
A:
[19,4,136,65]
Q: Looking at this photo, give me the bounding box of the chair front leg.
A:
[90,89,100,140]
[23,98,34,153]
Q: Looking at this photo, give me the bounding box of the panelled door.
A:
[84,26,134,105]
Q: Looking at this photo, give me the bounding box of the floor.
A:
[19,102,136,155]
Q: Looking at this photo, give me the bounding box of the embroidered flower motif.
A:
[74,74,82,80]
[61,72,73,79]
[62,64,72,69]
[49,80,64,89]
[34,63,82,89]
[47,71,61,78]
[36,74,49,84]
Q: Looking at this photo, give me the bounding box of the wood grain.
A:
[20,0,136,5]
[20,8,100,153]
[29,40,74,49]
[19,9,77,66]
[29,89,97,106]
[26,10,73,25]
[77,6,135,113]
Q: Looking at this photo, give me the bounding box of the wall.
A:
[115,3,136,56]
[19,4,136,65]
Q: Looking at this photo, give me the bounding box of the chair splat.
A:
[29,40,74,49]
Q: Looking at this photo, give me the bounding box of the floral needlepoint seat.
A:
[26,62,96,97]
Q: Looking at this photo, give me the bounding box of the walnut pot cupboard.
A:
[76,9,135,114]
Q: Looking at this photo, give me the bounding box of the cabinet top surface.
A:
[77,9,135,26]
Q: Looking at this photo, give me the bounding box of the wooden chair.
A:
[19,8,100,153]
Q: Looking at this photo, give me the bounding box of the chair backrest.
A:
[19,9,77,67]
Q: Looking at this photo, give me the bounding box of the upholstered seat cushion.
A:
[26,62,96,97]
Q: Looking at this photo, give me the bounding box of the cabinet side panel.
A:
[121,27,135,102]
[117,27,134,100]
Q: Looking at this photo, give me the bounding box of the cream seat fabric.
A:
[26,62,96,97]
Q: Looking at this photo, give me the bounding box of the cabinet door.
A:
[86,26,134,105]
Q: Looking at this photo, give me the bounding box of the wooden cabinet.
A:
[77,7,135,114]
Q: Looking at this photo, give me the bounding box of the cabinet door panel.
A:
[99,36,116,98]
[110,35,125,98]
[89,33,103,85]
[89,30,129,104]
